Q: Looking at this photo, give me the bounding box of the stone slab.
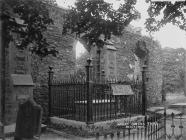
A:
[111,84,134,95]
[11,74,34,86]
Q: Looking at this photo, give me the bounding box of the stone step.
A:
[2,123,47,137]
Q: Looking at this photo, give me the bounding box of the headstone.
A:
[14,99,42,140]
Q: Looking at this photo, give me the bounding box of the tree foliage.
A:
[1,0,58,57]
[145,0,186,32]
[62,0,140,51]
[162,48,185,93]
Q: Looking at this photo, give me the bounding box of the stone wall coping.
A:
[11,74,34,86]
[50,115,145,129]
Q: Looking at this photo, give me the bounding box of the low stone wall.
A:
[50,115,144,137]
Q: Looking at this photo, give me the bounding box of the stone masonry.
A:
[32,5,76,84]
[119,30,163,105]
[0,3,2,122]
[0,4,76,124]
[32,5,76,123]
[90,28,162,106]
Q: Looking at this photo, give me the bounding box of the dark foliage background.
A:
[1,0,58,57]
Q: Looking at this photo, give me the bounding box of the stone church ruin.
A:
[0,3,162,125]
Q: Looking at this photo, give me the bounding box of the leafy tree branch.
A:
[62,0,140,51]
[145,0,186,32]
[1,0,58,57]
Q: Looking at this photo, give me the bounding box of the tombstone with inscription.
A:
[14,98,42,140]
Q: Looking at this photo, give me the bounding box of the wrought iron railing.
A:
[49,79,142,123]
[48,59,143,123]
[95,110,166,140]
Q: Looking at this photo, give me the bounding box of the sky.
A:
[56,0,186,57]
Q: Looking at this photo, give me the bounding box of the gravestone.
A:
[14,99,42,140]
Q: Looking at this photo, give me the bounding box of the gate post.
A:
[86,58,93,124]
[48,66,54,124]
[97,48,101,83]
[101,70,105,83]
[163,107,167,139]
[142,65,147,116]
[142,64,148,138]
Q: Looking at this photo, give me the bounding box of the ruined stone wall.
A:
[5,43,17,124]
[144,38,162,105]
[118,31,163,105]
[1,4,76,124]
[0,5,2,122]
[0,12,19,124]
[32,5,76,123]
[184,51,186,96]
[91,30,162,105]
[31,5,76,84]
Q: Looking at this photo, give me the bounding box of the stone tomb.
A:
[14,99,42,140]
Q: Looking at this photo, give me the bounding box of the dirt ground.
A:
[6,92,186,140]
